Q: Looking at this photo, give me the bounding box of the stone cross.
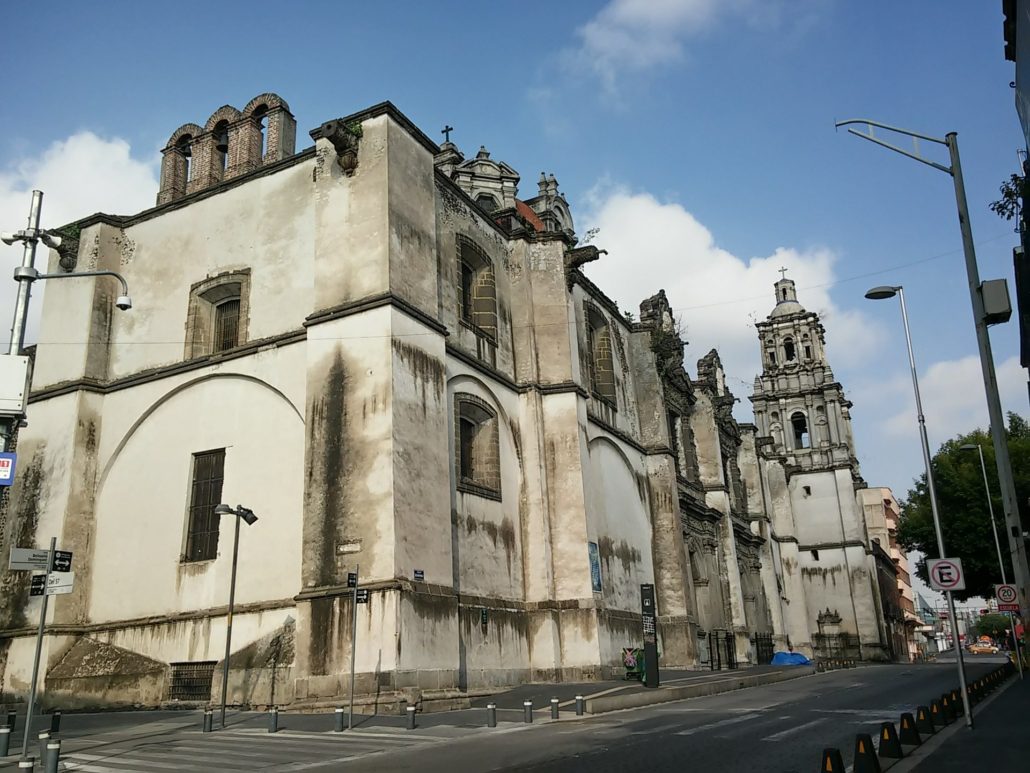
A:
[442,125,454,143]
[778,266,789,280]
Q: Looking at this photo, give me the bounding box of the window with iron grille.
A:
[168,661,217,701]
[184,449,225,562]
[214,298,240,352]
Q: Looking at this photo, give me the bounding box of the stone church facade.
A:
[0,95,899,711]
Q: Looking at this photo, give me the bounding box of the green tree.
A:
[897,413,1030,600]
[976,613,1012,639]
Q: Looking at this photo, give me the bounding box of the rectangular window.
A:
[184,449,225,562]
[214,298,240,353]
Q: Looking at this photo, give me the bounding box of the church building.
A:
[0,95,902,712]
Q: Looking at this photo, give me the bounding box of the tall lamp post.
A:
[865,284,973,727]
[837,119,1030,632]
[214,503,258,728]
[960,442,1024,678]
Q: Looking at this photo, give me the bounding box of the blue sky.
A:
[0,0,1025,523]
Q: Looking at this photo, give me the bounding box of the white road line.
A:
[762,717,828,741]
[674,712,763,735]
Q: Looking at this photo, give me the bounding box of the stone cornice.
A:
[28,329,307,403]
[311,100,440,156]
[304,291,449,336]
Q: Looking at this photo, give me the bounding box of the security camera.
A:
[40,232,63,250]
[1,232,20,246]
[115,295,132,311]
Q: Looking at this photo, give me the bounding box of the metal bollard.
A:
[6,712,15,733]
[18,760,33,770]
[334,707,345,732]
[203,709,213,733]
[268,707,279,734]
[406,705,416,730]
[49,711,61,735]
[550,698,560,720]
[575,695,584,716]
[38,730,50,762]
[523,700,533,723]
[45,739,60,773]
[487,703,497,728]
[0,726,10,757]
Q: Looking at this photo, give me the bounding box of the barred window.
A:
[214,298,241,352]
[457,238,497,341]
[586,305,616,406]
[184,270,250,360]
[184,449,225,562]
[455,394,500,499]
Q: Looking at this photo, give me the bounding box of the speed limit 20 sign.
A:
[927,558,966,592]
[995,583,1020,612]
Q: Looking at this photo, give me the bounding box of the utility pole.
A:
[837,119,1030,637]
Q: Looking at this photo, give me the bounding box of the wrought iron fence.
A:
[709,629,738,670]
[168,661,217,702]
[753,632,775,665]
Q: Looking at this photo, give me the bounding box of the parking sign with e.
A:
[927,558,966,592]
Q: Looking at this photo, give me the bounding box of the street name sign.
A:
[29,571,75,597]
[927,558,966,592]
[995,583,1020,612]
[9,547,49,571]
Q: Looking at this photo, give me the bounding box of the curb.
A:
[585,666,815,713]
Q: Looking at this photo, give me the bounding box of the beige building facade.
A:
[0,95,900,711]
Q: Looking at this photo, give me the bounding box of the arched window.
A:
[791,412,810,449]
[213,120,230,173]
[185,271,251,359]
[783,337,796,362]
[454,394,501,499]
[252,104,269,161]
[176,135,193,183]
[457,237,497,341]
[802,334,812,360]
[689,549,703,582]
[586,305,617,406]
[475,193,499,213]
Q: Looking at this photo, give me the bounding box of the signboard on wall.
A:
[0,453,17,487]
[588,542,602,593]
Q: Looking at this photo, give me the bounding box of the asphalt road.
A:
[350,659,1002,773]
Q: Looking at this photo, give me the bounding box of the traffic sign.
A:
[346,572,357,589]
[29,572,75,597]
[927,558,966,592]
[355,589,370,604]
[413,569,424,582]
[995,583,1020,612]
[51,551,72,572]
[9,547,49,571]
[0,452,17,487]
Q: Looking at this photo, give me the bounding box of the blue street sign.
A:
[0,453,16,487]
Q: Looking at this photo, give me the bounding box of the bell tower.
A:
[749,274,889,661]
[750,276,860,475]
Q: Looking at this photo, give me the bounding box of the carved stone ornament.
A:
[316,119,361,176]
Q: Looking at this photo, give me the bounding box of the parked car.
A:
[968,642,999,654]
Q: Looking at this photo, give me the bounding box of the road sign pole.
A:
[348,564,358,731]
[21,537,55,761]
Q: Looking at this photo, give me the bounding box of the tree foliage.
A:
[976,613,1013,639]
[896,413,1030,600]
[988,173,1025,223]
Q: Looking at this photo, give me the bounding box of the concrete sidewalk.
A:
[908,674,1029,771]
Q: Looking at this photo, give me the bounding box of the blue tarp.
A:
[770,651,811,666]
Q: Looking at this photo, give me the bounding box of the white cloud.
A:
[565,0,816,95]
[580,182,882,394]
[0,132,158,345]
[882,355,1027,445]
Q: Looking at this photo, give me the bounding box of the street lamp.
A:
[838,120,1030,636]
[214,503,258,727]
[959,442,1024,678]
[864,284,974,727]
[1,190,133,452]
